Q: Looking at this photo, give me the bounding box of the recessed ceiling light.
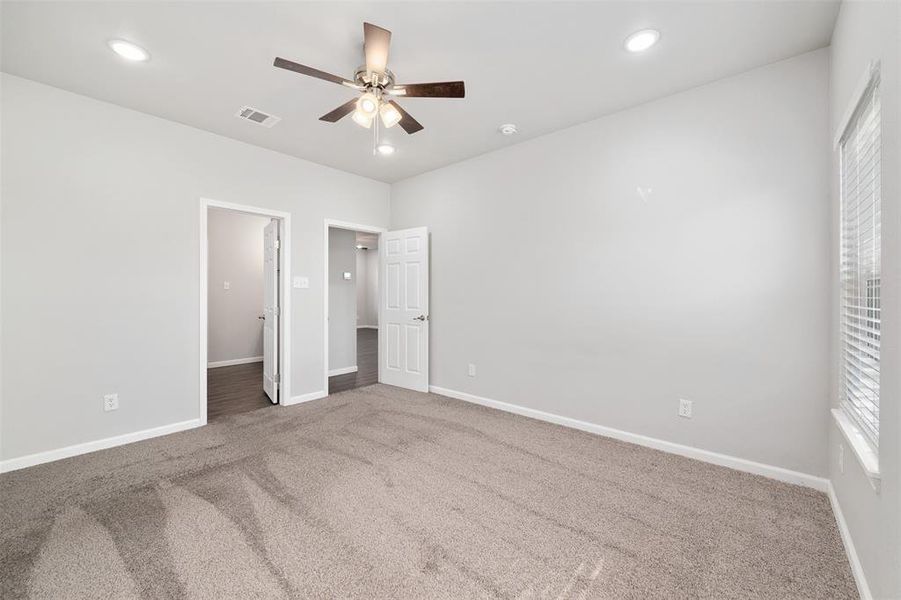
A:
[498,123,518,136]
[108,39,150,62]
[624,29,660,53]
[376,143,396,156]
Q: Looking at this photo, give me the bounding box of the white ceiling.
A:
[0,1,839,183]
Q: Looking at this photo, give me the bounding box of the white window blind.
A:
[840,74,881,448]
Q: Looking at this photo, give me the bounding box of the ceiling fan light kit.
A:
[273,22,465,152]
[357,92,379,116]
[351,109,373,129]
[379,102,402,128]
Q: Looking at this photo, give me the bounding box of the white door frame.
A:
[323,219,387,394]
[199,197,292,425]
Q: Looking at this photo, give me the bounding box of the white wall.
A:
[355,248,379,328]
[367,250,378,328]
[0,74,390,462]
[328,228,356,372]
[356,249,368,327]
[828,1,901,598]
[207,208,270,365]
[391,50,831,477]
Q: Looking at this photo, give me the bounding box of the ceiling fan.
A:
[273,22,465,136]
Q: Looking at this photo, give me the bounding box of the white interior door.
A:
[380,227,429,392]
[263,219,280,403]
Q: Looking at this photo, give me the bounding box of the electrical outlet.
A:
[839,443,844,474]
[678,398,692,418]
[223,281,230,290]
[468,363,476,377]
[103,393,119,412]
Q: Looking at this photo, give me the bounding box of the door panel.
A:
[386,323,401,370]
[387,263,401,308]
[406,263,421,308]
[263,219,279,403]
[379,227,429,392]
[405,325,421,374]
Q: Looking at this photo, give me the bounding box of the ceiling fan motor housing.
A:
[354,66,395,90]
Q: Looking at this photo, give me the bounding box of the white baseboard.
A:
[284,390,327,406]
[827,482,873,600]
[356,325,378,329]
[328,366,358,377]
[208,356,263,368]
[429,386,828,492]
[0,419,203,473]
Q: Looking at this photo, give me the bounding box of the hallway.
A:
[329,328,378,393]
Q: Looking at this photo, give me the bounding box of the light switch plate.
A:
[343,272,352,281]
[223,281,230,290]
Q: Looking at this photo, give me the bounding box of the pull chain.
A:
[372,109,379,155]
[372,95,381,155]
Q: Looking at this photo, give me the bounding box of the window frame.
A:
[832,61,882,489]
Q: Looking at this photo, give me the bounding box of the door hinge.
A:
[274,239,281,250]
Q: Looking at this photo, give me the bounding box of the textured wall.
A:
[391,50,831,476]
[207,209,271,364]
[827,1,901,597]
[0,74,390,461]
[329,228,357,372]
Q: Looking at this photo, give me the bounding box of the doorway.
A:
[324,221,430,395]
[200,198,291,425]
[326,224,382,393]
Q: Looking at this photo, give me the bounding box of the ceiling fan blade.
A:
[273,57,359,88]
[388,81,465,98]
[388,100,424,134]
[319,98,359,123]
[363,22,391,75]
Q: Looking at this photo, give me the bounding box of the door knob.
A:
[413,315,429,321]
[258,315,266,320]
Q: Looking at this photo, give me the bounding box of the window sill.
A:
[832,408,881,492]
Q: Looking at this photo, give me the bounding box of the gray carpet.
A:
[1,384,856,599]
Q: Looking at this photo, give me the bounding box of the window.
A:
[839,73,881,449]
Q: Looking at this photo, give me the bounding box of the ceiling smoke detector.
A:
[498,123,518,136]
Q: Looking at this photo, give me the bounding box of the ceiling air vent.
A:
[235,106,281,128]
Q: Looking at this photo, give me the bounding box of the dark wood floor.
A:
[207,362,273,421]
[329,328,378,393]
[208,329,378,419]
